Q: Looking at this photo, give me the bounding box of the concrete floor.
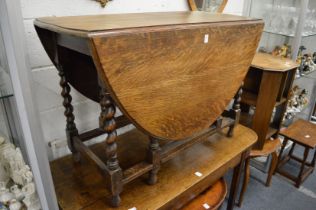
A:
[221,146,316,210]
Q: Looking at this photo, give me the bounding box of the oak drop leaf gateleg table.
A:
[34,12,263,208]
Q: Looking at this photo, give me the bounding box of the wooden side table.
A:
[237,53,298,207]
[276,119,316,188]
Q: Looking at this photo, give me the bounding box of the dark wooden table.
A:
[277,119,316,188]
[35,12,263,208]
[51,125,257,210]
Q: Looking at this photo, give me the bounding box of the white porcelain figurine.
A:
[0,136,40,209]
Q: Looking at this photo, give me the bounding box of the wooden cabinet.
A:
[240,53,298,149]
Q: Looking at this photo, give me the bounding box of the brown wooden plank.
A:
[50,125,257,210]
[90,20,263,140]
[34,12,259,35]
[251,71,283,149]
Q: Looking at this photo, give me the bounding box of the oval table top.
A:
[35,12,263,140]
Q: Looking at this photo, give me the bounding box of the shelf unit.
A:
[240,53,298,149]
[243,0,316,123]
[243,0,315,59]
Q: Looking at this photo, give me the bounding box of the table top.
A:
[280,119,316,148]
[35,11,263,141]
[251,53,299,72]
[35,11,258,35]
[50,125,257,210]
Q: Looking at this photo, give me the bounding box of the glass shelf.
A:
[264,30,316,38]
[0,66,14,99]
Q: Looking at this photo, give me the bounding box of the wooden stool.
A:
[182,178,227,210]
[238,138,281,207]
[276,119,316,188]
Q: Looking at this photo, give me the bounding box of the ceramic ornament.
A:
[0,136,40,209]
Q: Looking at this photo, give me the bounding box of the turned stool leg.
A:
[99,88,123,207]
[228,84,243,137]
[288,142,296,157]
[275,137,288,174]
[296,147,310,188]
[237,157,250,207]
[311,150,316,173]
[147,137,161,185]
[58,66,80,162]
[266,151,278,186]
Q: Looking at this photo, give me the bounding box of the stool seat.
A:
[280,119,316,148]
[250,139,281,157]
[277,119,316,188]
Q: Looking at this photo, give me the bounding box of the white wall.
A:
[20,0,244,160]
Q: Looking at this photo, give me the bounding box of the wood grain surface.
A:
[280,119,316,148]
[251,53,298,72]
[34,12,263,140]
[50,125,257,210]
[34,12,258,35]
[90,21,263,140]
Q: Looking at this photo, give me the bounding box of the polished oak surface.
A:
[35,11,263,141]
[91,20,263,140]
[50,125,257,210]
[35,11,258,34]
[280,119,316,148]
[277,120,316,188]
[251,53,299,72]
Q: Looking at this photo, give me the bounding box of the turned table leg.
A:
[227,150,248,210]
[237,157,250,207]
[147,137,161,185]
[58,66,80,161]
[99,87,123,207]
[228,84,242,137]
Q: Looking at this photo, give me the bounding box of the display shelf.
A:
[264,30,316,38]
[241,90,287,107]
[0,91,13,100]
[244,0,315,59]
[241,91,257,106]
[266,127,278,139]
[239,112,277,140]
[0,65,14,100]
[240,112,253,128]
[300,69,316,77]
